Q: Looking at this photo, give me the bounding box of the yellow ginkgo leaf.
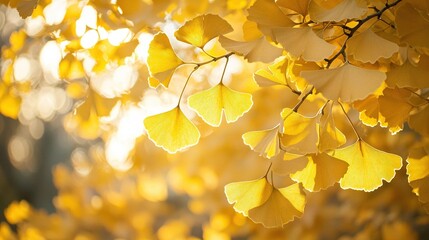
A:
[218,36,282,63]
[59,53,85,80]
[144,107,200,154]
[248,183,305,228]
[406,143,429,212]
[290,153,348,192]
[276,0,310,16]
[224,178,272,216]
[281,108,319,155]
[347,29,399,64]
[253,56,289,87]
[354,94,382,127]
[0,83,21,119]
[301,63,386,102]
[409,105,429,137]
[147,33,183,87]
[318,102,346,152]
[396,3,429,48]
[274,27,336,62]
[308,0,367,22]
[187,84,253,127]
[174,14,233,48]
[247,0,294,40]
[4,200,31,224]
[332,140,403,191]
[386,57,429,89]
[378,87,415,134]
[242,125,281,159]
[1,0,38,18]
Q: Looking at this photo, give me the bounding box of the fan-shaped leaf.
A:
[407,143,429,212]
[396,3,429,48]
[187,84,253,127]
[301,63,385,102]
[218,36,282,63]
[144,107,200,154]
[308,0,367,22]
[248,183,305,228]
[347,29,399,64]
[174,14,233,48]
[274,27,336,62]
[318,102,346,152]
[242,125,281,159]
[224,178,272,216]
[332,140,403,191]
[147,33,183,87]
[280,108,319,155]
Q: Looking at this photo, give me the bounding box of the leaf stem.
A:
[338,101,361,140]
[219,55,230,84]
[177,67,198,107]
[292,86,314,112]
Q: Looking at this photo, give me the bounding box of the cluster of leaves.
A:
[1,0,429,236]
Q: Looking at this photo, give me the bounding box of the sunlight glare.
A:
[108,28,132,46]
[13,57,32,82]
[90,65,138,98]
[80,29,99,49]
[43,0,67,25]
[39,41,62,83]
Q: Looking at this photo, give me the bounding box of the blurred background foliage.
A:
[0,0,429,239]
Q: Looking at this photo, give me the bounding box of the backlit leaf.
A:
[280,108,319,155]
[218,36,282,63]
[144,107,200,154]
[308,0,367,22]
[396,3,429,48]
[224,178,272,216]
[274,27,336,62]
[409,105,429,137]
[242,125,281,159]
[187,84,253,127]
[248,183,305,228]
[147,33,183,87]
[407,142,429,212]
[301,63,386,102]
[276,0,310,16]
[332,140,403,191]
[386,57,429,89]
[347,29,399,64]
[318,102,346,152]
[174,14,233,48]
[247,0,294,40]
[253,56,288,87]
[290,153,348,192]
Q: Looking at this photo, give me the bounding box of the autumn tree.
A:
[1,0,429,239]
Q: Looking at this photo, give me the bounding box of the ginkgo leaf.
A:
[272,153,309,176]
[276,0,310,16]
[396,3,429,48]
[187,84,253,127]
[290,153,348,192]
[301,63,386,102]
[253,56,290,87]
[347,29,399,64]
[378,87,415,134]
[354,94,382,127]
[248,183,305,228]
[224,178,272,216]
[331,140,403,191]
[0,82,21,119]
[406,143,429,212]
[59,53,85,80]
[218,36,282,63]
[386,57,429,89]
[174,14,233,48]
[273,27,336,62]
[144,107,200,154]
[242,125,281,159]
[247,0,295,40]
[280,108,319,155]
[318,102,346,152]
[308,0,367,22]
[147,33,183,87]
[409,105,429,137]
